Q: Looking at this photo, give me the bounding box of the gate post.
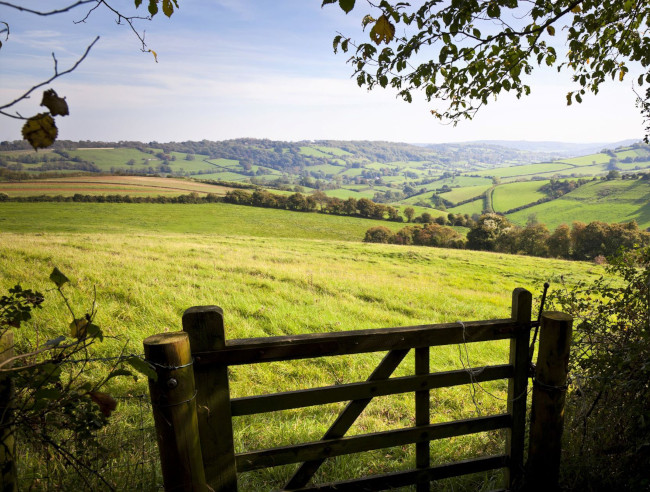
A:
[506,288,531,489]
[144,332,206,491]
[0,331,17,492]
[183,306,237,492]
[526,311,573,491]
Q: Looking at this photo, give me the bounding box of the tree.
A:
[467,213,514,251]
[1,1,177,149]
[403,206,415,223]
[324,0,650,135]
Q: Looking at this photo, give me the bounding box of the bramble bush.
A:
[548,246,650,490]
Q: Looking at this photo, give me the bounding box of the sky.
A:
[0,0,646,144]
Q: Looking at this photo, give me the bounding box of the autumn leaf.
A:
[40,89,69,116]
[546,25,555,36]
[370,15,395,45]
[89,391,118,417]
[22,113,57,150]
[70,318,88,339]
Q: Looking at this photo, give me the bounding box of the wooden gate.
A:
[144,288,572,491]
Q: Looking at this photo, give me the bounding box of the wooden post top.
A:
[143,332,189,346]
[540,311,573,322]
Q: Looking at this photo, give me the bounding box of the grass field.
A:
[506,178,650,229]
[0,200,601,490]
[447,199,485,216]
[440,184,491,204]
[475,162,572,179]
[0,176,233,197]
[491,180,549,212]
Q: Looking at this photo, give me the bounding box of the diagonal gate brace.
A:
[283,348,410,490]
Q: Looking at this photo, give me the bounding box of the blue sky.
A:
[0,1,645,143]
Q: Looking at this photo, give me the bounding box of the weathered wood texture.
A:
[231,364,513,416]
[193,319,518,366]
[415,346,430,492]
[286,455,509,491]
[284,349,409,490]
[144,332,206,491]
[237,414,511,472]
[0,331,16,492]
[505,288,532,489]
[526,311,573,491]
[182,306,237,492]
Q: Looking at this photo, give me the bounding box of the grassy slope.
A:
[0,201,601,489]
[507,179,650,229]
[492,180,549,212]
[0,202,408,239]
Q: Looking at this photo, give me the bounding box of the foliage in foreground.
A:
[0,270,153,489]
[549,246,650,490]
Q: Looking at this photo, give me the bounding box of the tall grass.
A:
[0,202,602,489]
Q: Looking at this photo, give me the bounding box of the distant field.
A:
[325,187,377,200]
[507,178,650,229]
[0,176,232,197]
[492,180,549,212]
[558,153,611,166]
[313,146,353,156]
[0,202,409,239]
[440,184,491,204]
[476,162,572,178]
[447,198,485,216]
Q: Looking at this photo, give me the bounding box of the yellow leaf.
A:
[150,49,158,63]
[70,318,88,339]
[369,15,395,45]
[619,70,625,81]
[571,5,581,13]
[40,89,69,116]
[21,113,58,150]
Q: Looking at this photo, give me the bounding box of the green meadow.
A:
[0,201,602,489]
[491,180,549,212]
[506,179,650,229]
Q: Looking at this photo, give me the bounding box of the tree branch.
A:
[0,0,97,16]
[0,36,100,117]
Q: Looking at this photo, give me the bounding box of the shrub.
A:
[363,226,393,243]
[548,246,650,490]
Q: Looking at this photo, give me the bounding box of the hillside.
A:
[2,139,650,230]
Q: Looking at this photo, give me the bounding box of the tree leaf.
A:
[126,356,158,381]
[162,0,174,17]
[40,89,69,116]
[69,318,88,339]
[49,267,69,288]
[370,15,395,45]
[150,49,158,63]
[134,0,143,7]
[321,0,338,6]
[546,25,555,36]
[148,0,158,16]
[106,368,133,381]
[339,0,355,14]
[22,113,57,150]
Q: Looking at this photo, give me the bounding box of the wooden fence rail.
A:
[144,288,572,491]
